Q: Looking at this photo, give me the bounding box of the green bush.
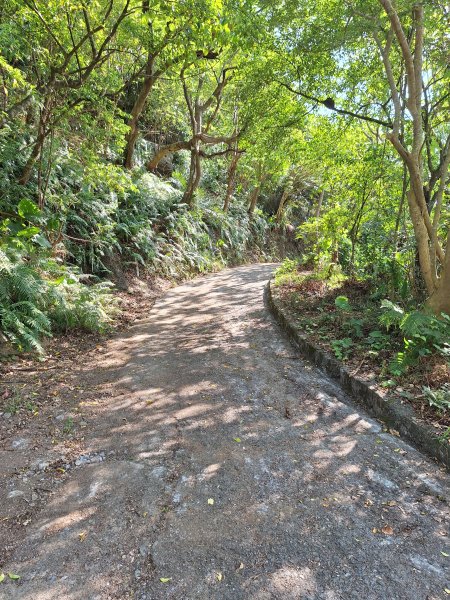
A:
[0,243,116,353]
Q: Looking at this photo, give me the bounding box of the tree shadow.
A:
[2,264,449,600]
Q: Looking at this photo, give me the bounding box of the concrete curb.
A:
[265,281,450,470]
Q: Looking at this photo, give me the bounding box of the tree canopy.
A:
[0,0,449,352]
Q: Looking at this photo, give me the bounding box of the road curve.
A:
[2,264,449,600]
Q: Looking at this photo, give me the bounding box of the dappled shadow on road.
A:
[3,264,449,600]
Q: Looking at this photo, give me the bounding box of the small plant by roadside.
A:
[422,385,450,414]
[62,416,75,435]
[379,301,450,376]
[331,337,353,360]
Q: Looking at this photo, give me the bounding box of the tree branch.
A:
[277,81,393,128]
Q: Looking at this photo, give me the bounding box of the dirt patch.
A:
[0,274,170,568]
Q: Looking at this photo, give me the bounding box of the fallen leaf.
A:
[237,563,244,570]
[160,577,171,583]
[441,552,449,557]
[445,589,450,595]
[78,531,87,541]
[146,400,154,406]
[381,525,394,535]
[233,437,241,443]
[364,499,373,507]
[8,573,20,581]
[372,528,379,534]
[207,498,214,505]
[216,572,223,581]
[0,574,5,583]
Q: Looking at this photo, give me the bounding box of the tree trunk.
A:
[223,150,240,212]
[248,185,260,215]
[19,113,47,185]
[407,181,436,295]
[183,144,201,207]
[392,164,408,255]
[147,140,191,171]
[124,55,156,169]
[425,230,450,315]
[315,189,324,218]
[275,187,289,223]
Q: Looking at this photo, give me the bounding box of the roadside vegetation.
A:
[273,261,450,439]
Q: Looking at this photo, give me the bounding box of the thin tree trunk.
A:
[183,145,202,207]
[248,185,260,215]
[392,163,408,254]
[315,189,324,254]
[275,187,289,223]
[19,111,48,185]
[315,189,324,218]
[124,55,156,169]
[223,150,240,212]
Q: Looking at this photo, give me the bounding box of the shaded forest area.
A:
[0,1,449,425]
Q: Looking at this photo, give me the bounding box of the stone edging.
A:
[265,281,450,470]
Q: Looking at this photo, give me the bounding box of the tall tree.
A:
[6,0,138,186]
[271,0,449,313]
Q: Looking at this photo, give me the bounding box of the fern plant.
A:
[0,251,50,351]
[380,299,450,375]
[0,244,116,353]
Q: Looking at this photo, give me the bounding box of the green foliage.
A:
[0,251,51,352]
[0,163,277,352]
[365,330,390,353]
[379,300,405,329]
[379,301,450,375]
[422,385,450,414]
[331,337,353,361]
[335,296,350,311]
[62,416,75,434]
[0,244,116,353]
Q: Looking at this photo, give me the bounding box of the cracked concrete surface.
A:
[1,264,449,599]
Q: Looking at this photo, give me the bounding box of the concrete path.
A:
[1,264,449,600]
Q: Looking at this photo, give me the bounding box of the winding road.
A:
[2,264,449,600]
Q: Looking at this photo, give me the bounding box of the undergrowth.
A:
[273,259,450,432]
[0,158,282,354]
